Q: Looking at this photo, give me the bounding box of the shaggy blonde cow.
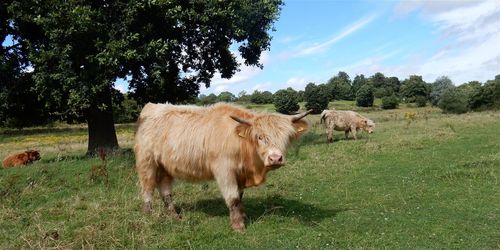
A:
[320,109,375,143]
[134,102,311,232]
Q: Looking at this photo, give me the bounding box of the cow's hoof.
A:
[143,202,152,213]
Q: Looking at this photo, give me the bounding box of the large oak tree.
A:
[5,0,283,154]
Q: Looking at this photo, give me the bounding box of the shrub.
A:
[274,88,300,114]
[217,91,236,102]
[438,87,468,114]
[373,87,392,98]
[326,72,353,100]
[198,94,218,105]
[469,76,500,111]
[250,90,274,104]
[381,95,399,109]
[415,96,427,107]
[356,84,374,107]
[400,75,430,102]
[113,96,140,123]
[304,83,329,114]
[430,76,454,106]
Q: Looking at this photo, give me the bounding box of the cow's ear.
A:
[235,125,251,138]
[292,119,308,137]
[231,116,252,138]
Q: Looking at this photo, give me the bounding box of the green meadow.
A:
[1,102,499,249]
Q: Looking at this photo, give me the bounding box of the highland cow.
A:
[134,102,311,232]
[2,150,41,168]
[320,109,375,143]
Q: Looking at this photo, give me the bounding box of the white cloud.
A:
[351,0,500,84]
[213,85,229,94]
[431,0,500,41]
[394,0,478,16]
[339,53,421,81]
[277,35,300,44]
[209,51,270,87]
[418,32,500,83]
[293,14,377,57]
[412,0,500,83]
[285,77,309,91]
[251,82,273,92]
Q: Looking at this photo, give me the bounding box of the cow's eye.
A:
[257,135,267,144]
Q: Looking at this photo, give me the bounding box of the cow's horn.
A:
[230,115,251,125]
[292,109,313,122]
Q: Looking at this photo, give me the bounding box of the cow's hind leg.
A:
[157,167,180,219]
[136,160,157,213]
[214,167,246,232]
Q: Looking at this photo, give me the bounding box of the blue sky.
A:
[185,0,499,96]
[3,0,497,95]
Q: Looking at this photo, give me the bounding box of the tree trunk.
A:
[86,88,119,156]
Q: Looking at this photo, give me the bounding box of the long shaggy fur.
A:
[134,102,310,231]
[134,102,307,185]
[2,150,41,168]
[321,110,375,142]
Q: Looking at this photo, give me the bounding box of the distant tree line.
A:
[196,71,500,114]
[1,70,499,127]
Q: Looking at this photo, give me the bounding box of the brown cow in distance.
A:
[134,102,311,232]
[2,150,41,168]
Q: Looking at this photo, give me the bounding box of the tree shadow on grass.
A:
[288,132,326,156]
[181,195,349,226]
[300,131,326,145]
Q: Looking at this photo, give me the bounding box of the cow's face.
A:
[363,119,376,133]
[27,150,41,161]
[232,110,311,169]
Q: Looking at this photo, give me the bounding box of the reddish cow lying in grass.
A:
[2,150,41,168]
[134,102,311,232]
[320,109,375,143]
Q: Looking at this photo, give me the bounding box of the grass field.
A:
[1,102,499,249]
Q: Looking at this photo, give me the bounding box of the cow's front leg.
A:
[214,169,246,232]
[229,197,246,232]
[157,169,181,219]
[350,126,358,140]
[326,126,334,143]
[344,130,350,139]
[137,163,157,213]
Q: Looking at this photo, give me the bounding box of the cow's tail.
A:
[320,110,328,124]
